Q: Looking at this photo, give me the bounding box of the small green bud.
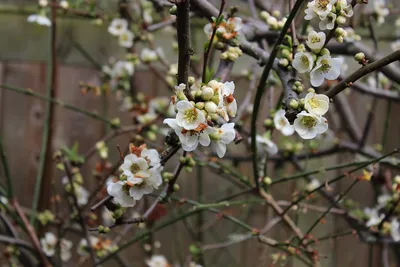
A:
[215,42,225,50]
[279,58,289,67]
[354,52,365,62]
[263,177,272,185]
[260,11,270,21]
[205,101,218,113]
[211,95,220,105]
[177,91,187,101]
[263,118,273,127]
[289,99,299,109]
[281,49,291,59]
[272,10,281,18]
[188,76,195,85]
[173,184,180,191]
[220,52,229,60]
[299,98,305,108]
[294,81,302,87]
[195,102,205,110]
[297,44,306,52]
[201,86,214,101]
[307,88,315,93]
[179,156,188,164]
[336,15,346,25]
[162,172,174,180]
[209,132,220,141]
[169,5,177,15]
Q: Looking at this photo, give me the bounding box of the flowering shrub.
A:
[0,0,399,266]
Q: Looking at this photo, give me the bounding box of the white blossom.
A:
[146,255,169,267]
[306,31,326,51]
[218,81,237,120]
[60,0,69,9]
[128,166,162,200]
[110,61,134,78]
[119,30,134,48]
[304,92,330,116]
[391,219,400,242]
[204,17,243,40]
[40,233,72,262]
[377,194,391,208]
[310,54,343,87]
[107,181,136,207]
[164,118,214,151]
[373,0,389,25]
[337,0,354,17]
[364,207,384,227]
[143,10,153,24]
[27,14,51,27]
[120,154,151,180]
[141,48,159,63]
[39,0,48,7]
[319,12,336,30]
[108,18,128,36]
[213,123,236,158]
[292,52,314,73]
[61,177,89,206]
[175,100,206,130]
[294,111,328,139]
[255,135,278,155]
[274,109,294,136]
[304,0,337,20]
[306,179,321,192]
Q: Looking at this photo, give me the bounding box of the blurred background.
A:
[0,0,400,266]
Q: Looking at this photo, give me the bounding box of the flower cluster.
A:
[220,46,243,61]
[62,171,89,206]
[293,31,343,87]
[103,59,135,90]
[108,18,134,48]
[260,10,287,31]
[164,80,238,157]
[78,236,117,258]
[290,92,330,139]
[40,232,72,262]
[107,144,163,207]
[372,0,389,25]
[304,0,353,30]
[204,17,243,41]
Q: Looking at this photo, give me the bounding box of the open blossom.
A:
[213,123,236,158]
[204,17,243,40]
[292,52,314,73]
[40,233,72,262]
[107,146,163,206]
[274,109,294,136]
[255,134,278,155]
[310,54,343,87]
[319,12,336,30]
[164,119,215,152]
[119,30,134,48]
[304,0,337,20]
[304,92,330,116]
[27,14,51,26]
[108,18,128,36]
[78,236,117,257]
[337,0,354,17]
[373,0,389,24]
[218,81,237,121]
[306,31,326,51]
[391,219,400,241]
[141,48,159,63]
[294,111,328,139]
[364,207,384,227]
[146,255,169,267]
[176,100,205,130]
[103,60,134,79]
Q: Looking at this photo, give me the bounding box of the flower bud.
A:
[335,27,345,37]
[208,80,221,91]
[289,99,299,109]
[320,48,330,56]
[336,15,346,25]
[188,76,195,85]
[169,5,177,15]
[195,102,205,110]
[279,58,289,67]
[201,86,214,100]
[228,52,238,61]
[307,88,315,93]
[272,10,281,18]
[215,42,225,50]
[177,91,187,101]
[209,132,220,141]
[277,21,285,29]
[205,101,218,113]
[354,52,365,62]
[335,36,344,43]
[162,172,174,180]
[297,44,306,52]
[294,81,302,87]
[220,52,229,60]
[263,118,273,127]
[263,176,272,185]
[211,95,220,105]
[281,49,291,59]
[267,16,278,29]
[260,11,270,21]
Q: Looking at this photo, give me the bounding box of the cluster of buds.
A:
[260,10,287,30]
[165,80,238,157]
[62,169,89,207]
[96,141,109,159]
[37,209,55,226]
[334,27,347,43]
[304,0,353,31]
[204,16,244,41]
[179,155,197,173]
[220,46,243,61]
[78,236,118,258]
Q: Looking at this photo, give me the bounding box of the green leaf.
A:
[204,67,214,84]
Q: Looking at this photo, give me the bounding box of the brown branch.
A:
[176,0,191,95]
[13,200,51,267]
[325,50,400,98]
